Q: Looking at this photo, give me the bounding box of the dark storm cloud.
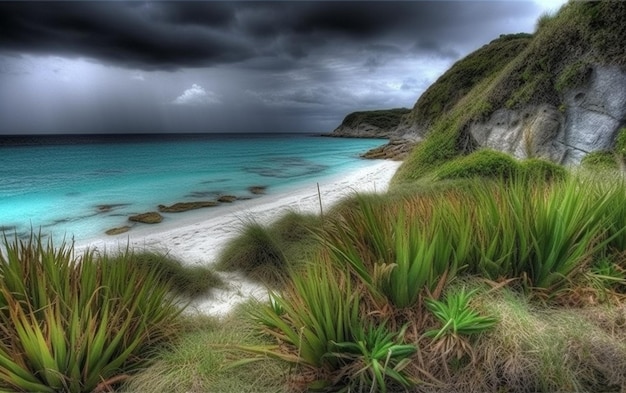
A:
[0,1,543,71]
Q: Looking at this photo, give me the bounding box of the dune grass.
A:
[121,305,288,393]
[216,211,323,287]
[0,236,182,392]
[216,171,626,392]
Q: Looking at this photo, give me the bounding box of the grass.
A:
[216,211,323,287]
[121,305,288,393]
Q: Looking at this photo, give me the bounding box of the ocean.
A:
[0,133,385,243]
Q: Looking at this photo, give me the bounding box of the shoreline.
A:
[77,159,402,316]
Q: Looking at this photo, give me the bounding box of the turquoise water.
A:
[0,134,384,243]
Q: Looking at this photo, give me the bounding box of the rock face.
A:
[361,139,419,160]
[469,66,626,164]
[129,212,163,224]
[559,66,626,163]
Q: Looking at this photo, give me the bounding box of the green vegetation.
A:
[215,173,626,391]
[216,211,322,287]
[581,150,618,170]
[122,307,287,392]
[410,33,532,127]
[0,236,181,392]
[341,108,410,130]
[434,149,519,180]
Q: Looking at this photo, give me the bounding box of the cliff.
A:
[386,1,626,183]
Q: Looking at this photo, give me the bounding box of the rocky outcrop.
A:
[129,212,163,224]
[559,65,626,163]
[329,109,410,139]
[248,186,267,195]
[158,201,219,213]
[361,136,421,160]
[469,66,626,164]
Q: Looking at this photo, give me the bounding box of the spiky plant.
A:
[0,235,181,392]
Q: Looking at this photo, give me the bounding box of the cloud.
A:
[0,2,550,71]
[172,84,220,106]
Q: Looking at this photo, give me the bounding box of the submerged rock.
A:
[217,195,237,203]
[105,226,131,235]
[129,212,163,224]
[96,203,129,213]
[158,201,219,213]
[248,186,267,195]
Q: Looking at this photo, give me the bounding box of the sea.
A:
[0,133,385,244]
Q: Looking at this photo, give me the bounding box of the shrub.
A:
[0,235,181,392]
[519,158,568,182]
[581,151,618,170]
[435,149,519,181]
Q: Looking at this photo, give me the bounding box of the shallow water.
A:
[0,133,384,243]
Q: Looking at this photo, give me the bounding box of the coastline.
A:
[76,159,402,316]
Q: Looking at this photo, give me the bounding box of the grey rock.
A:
[468,65,626,164]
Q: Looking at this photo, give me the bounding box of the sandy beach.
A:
[77,160,402,316]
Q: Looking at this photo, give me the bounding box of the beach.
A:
[77,159,402,316]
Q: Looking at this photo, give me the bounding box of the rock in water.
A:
[129,212,163,224]
[105,226,131,235]
[217,195,237,203]
[158,201,219,213]
[248,186,267,195]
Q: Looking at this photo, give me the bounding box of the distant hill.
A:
[329,108,411,139]
[383,1,626,183]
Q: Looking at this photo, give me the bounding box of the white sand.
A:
[76,160,402,317]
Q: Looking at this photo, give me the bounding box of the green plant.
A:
[324,196,464,309]
[249,260,361,373]
[330,323,417,393]
[425,287,497,361]
[581,151,618,170]
[0,235,181,392]
[122,306,288,393]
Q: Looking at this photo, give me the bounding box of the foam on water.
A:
[0,134,385,243]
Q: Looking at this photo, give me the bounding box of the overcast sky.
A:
[0,1,567,135]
